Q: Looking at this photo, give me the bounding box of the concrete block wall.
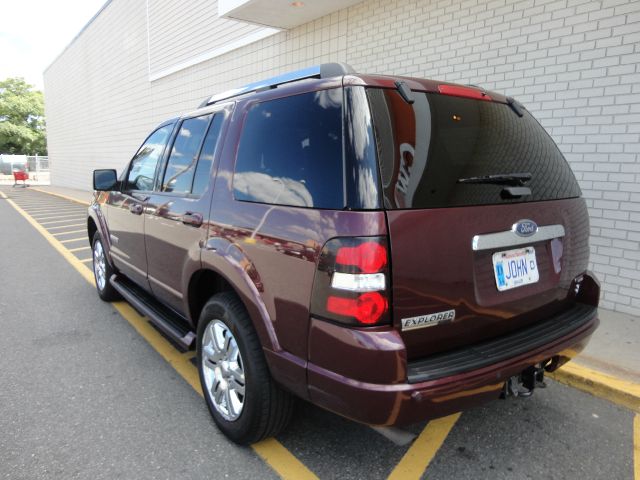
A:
[44,0,640,314]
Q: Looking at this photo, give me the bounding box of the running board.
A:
[110,274,196,350]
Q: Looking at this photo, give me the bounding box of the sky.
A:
[0,0,107,91]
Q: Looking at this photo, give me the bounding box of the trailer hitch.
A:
[500,364,547,399]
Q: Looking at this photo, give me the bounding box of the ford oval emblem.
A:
[514,219,538,237]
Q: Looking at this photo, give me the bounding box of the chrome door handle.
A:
[182,212,203,227]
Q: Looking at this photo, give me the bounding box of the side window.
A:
[192,114,224,196]
[233,89,344,209]
[126,124,173,191]
[162,115,211,193]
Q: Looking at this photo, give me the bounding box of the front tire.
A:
[92,232,119,301]
[197,292,294,445]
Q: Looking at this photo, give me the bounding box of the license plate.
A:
[492,247,539,292]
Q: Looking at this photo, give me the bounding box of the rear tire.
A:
[92,232,119,302]
[197,292,294,445]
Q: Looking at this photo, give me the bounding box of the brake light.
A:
[336,242,387,273]
[438,84,492,101]
[310,236,391,326]
[327,292,388,325]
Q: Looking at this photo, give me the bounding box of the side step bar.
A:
[110,274,196,350]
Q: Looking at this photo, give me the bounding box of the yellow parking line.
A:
[387,413,461,480]
[61,237,87,244]
[635,415,639,480]
[80,258,93,263]
[548,362,640,413]
[4,197,95,284]
[52,229,86,236]
[30,187,91,206]
[253,438,319,480]
[68,246,91,252]
[4,191,319,480]
[47,223,85,230]
[40,218,86,226]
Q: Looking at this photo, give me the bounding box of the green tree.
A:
[0,78,47,155]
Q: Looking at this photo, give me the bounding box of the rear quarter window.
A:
[366,88,582,209]
[233,90,344,209]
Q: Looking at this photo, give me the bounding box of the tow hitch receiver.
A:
[501,364,547,399]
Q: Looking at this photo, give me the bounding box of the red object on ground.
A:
[13,171,28,187]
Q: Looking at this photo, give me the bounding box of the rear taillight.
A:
[335,242,387,273]
[311,237,390,326]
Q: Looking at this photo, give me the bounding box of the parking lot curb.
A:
[30,187,91,206]
[548,362,640,413]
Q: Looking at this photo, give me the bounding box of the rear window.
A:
[366,88,581,209]
[233,90,344,209]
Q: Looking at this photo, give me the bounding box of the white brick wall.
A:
[44,0,640,314]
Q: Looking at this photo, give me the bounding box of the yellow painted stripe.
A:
[53,229,86,236]
[253,438,319,480]
[30,187,91,206]
[387,413,460,480]
[110,302,203,394]
[4,196,95,285]
[634,415,639,480]
[5,190,319,480]
[40,218,86,226]
[61,237,87,244]
[47,223,85,230]
[80,258,93,263]
[548,362,640,413]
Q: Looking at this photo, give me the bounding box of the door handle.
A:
[129,203,144,215]
[182,212,203,227]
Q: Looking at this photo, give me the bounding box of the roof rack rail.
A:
[198,62,355,108]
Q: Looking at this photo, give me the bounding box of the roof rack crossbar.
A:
[199,62,354,108]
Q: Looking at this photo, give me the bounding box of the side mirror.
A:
[93,169,118,191]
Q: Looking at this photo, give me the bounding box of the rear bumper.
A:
[306,304,598,426]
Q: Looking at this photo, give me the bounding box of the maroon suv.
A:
[89,63,599,445]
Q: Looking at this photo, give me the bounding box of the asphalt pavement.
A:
[0,186,637,480]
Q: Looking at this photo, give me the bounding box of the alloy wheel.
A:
[201,320,246,421]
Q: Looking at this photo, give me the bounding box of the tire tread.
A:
[198,292,294,444]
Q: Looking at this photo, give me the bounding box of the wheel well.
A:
[188,269,233,327]
[87,217,97,246]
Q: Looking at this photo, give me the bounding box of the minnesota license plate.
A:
[492,247,539,292]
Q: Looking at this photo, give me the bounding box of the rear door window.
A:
[192,114,224,196]
[233,89,344,209]
[366,88,581,209]
[162,115,212,194]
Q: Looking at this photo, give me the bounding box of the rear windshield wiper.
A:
[457,173,532,186]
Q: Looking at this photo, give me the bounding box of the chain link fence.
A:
[0,154,50,185]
